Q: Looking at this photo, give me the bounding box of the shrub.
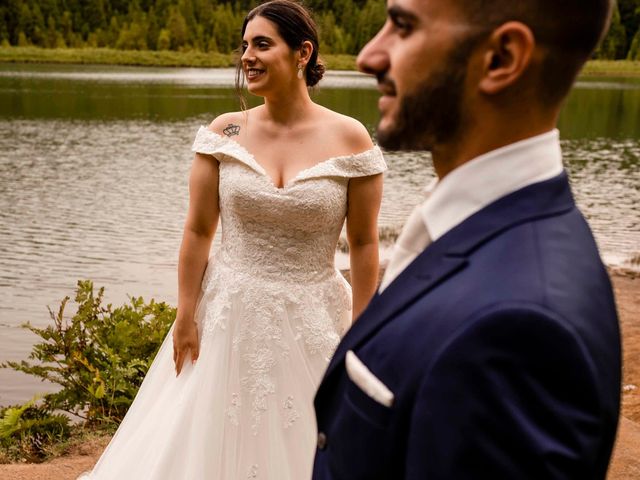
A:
[2,280,175,427]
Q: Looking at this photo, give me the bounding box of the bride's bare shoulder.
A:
[207,108,261,137]
[318,107,374,153]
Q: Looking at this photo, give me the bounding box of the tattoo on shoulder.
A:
[223,123,240,137]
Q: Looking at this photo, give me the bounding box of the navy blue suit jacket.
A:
[313,173,621,479]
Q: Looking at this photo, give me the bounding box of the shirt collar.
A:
[421,129,564,242]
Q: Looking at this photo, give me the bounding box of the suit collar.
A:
[322,172,575,381]
[422,129,563,242]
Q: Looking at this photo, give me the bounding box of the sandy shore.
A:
[1,270,638,480]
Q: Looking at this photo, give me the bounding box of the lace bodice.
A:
[192,126,387,285]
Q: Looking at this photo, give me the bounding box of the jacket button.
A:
[317,432,327,450]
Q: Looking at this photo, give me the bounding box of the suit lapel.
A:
[321,172,575,383]
[325,242,467,380]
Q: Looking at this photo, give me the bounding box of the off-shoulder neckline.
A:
[197,126,382,191]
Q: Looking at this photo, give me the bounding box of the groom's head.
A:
[358,0,612,151]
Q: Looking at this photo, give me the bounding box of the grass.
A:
[0,424,113,464]
[0,46,357,70]
[1,47,640,76]
[0,46,236,68]
[44,427,112,462]
[581,60,640,77]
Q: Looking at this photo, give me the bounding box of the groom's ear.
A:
[478,21,535,95]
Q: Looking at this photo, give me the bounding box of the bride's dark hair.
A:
[235,0,326,100]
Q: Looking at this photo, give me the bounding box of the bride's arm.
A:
[346,173,383,322]
[174,152,220,375]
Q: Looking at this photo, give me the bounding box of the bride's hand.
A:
[172,317,200,376]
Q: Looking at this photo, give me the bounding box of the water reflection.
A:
[560,82,640,139]
[2,64,640,139]
[0,64,638,406]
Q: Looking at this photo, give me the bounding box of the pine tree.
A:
[18,4,33,42]
[45,16,65,48]
[18,30,29,47]
[333,0,357,53]
[147,7,160,50]
[39,0,62,28]
[318,11,337,53]
[333,25,351,54]
[212,3,237,54]
[5,0,25,45]
[60,11,75,47]
[0,10,9,44]
[30,4,46,46]
[116,19,148,50]
[598,1,627,59]
[82,0,107,33]
[106,16,120,46]
[628,25,640,59]
[354,0,385,52]
[178,0,197,46]
[618,0,640,54]
[154,0,173,26]
[207,34,219,52]
[166,5,188,49]
[157,28,171,50]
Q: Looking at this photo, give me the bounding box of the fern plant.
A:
[0,396,70,462]
[2,280,175,426]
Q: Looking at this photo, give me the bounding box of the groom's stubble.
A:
[376,35,480,152]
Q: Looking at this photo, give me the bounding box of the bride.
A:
[80,1,386,478]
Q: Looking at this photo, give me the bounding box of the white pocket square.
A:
[345,350,394,408]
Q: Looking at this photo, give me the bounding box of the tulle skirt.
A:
[79,262,351,479]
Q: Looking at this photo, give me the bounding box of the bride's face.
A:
[241,16,299,96]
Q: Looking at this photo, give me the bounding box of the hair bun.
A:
[306,62,325,87]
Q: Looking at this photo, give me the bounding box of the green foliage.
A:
[619,0,640,53]
[157,28,171,50]
[1,280,175,426]
[166,5,188,50]
[0,45,238,67]
[628,26,640,60]
[598,1,628,59]
[2,0,638,59]
[0,0,385,55]
[17,30,28,46]
[0,396,70,462]
[116,20,148,49]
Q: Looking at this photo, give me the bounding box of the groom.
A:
[313,0,621,478]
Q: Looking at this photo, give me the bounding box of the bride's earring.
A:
[297,64,304,80]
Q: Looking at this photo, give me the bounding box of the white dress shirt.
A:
[379,129,564,292]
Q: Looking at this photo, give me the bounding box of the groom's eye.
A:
[391,16,413,36]
[388,7,417,37]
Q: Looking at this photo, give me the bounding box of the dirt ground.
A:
[0,271,638,480]
[608,270,640,480]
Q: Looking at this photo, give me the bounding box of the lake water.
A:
[1,64,639,406]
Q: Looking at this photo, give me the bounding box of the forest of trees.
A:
[0,0,386,55]
[0,0,639,58]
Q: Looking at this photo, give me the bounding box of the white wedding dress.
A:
[80,127,386,479]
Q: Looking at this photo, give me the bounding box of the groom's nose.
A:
[357,21,392,76]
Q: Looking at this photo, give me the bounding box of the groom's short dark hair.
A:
[454,0,612,103]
